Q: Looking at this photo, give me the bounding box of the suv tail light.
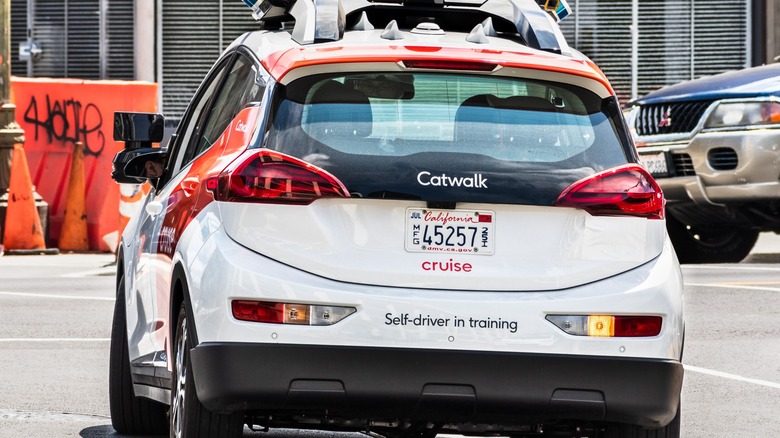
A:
[554,164,664,219]
[209,149,349,204]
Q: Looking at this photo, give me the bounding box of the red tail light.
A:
[547,314,662,337]
[232,300,356,325]
[555,164,664,219]
[614,316,663,337]
[210,149,349,204]
[232,301,284,324]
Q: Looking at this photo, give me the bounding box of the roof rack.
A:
[241,0,572,54]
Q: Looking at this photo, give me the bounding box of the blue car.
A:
[625,63,780,263]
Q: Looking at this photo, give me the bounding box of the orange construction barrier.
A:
[11,78,158,252]
[58,142,89,251]
[3,144,47,250]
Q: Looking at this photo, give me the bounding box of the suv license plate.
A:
[639,152,669,177]
[405,208,494,255]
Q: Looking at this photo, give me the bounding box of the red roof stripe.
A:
[262,45,613,94]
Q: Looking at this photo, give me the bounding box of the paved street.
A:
[1,235,780,437]
[0,253,116,437]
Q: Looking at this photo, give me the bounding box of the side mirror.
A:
[111,148,168,184]
[114,112,165,149]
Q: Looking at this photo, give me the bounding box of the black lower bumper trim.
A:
[190,343,682,428]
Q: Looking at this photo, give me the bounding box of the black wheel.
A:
[109,275,168,435]
[666,214,758,264]
[170,304,243,438]
[602,404,681,438]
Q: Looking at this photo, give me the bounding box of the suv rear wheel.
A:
[171,304,243,438]
[667,215,758,263]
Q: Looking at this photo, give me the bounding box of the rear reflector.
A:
[232,300,356,326]
[546,315,663,337]
[208,149,349,204]
[554,164,664,219]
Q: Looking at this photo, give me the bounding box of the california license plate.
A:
[405,209,494,255]
[639,152,669,177]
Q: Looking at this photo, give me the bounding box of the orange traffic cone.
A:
[2,144,47,250]
[59,141,89,251]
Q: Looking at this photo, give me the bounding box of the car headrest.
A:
[454,94,501,143]
[307,81,373,138]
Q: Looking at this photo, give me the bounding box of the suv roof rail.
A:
[242,0,572,54]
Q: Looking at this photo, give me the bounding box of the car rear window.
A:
[265,72,629,205]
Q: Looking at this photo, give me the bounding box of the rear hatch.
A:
[219,71,666,291]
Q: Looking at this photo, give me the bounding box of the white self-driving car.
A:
[109,0,684,436]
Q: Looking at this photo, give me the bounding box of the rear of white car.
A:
[184,68,684,434]
[109,1,684,436]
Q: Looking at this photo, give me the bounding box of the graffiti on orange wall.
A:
[11,78,158,252]
[23,95,106,157]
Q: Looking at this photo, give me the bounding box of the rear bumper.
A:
[191,343,683,429]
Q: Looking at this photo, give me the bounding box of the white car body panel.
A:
[121,192,157,360]
[220,199,666,291]
[180,203,684,361]
[121,167,192,362]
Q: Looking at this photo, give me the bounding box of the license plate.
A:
[405,209,494,255]
[639,152,669,177]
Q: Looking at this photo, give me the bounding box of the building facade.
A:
[765,0,780,63]
[8,0,773,118]
[559,0,755,103]
[10,0,258,122]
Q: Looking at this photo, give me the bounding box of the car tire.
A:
[109,275,168,435]
[170,304,243,438]
[666,214,758,264]
[603,404,681,438]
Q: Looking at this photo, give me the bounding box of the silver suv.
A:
[625,63,780,263]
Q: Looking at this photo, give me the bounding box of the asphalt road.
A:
[1,234,779,437]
